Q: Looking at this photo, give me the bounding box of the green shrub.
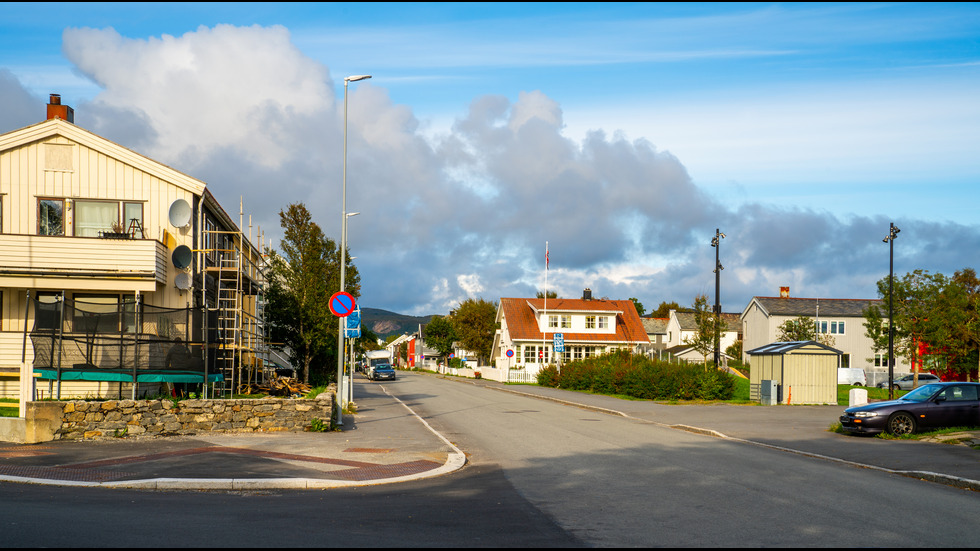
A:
[538,351,736,401]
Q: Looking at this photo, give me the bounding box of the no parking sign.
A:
[329,291,356,317]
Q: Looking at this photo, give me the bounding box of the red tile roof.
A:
[499,297,650,344]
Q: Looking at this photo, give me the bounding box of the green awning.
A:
[34,368,223,384]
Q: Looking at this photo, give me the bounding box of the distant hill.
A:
[360,307,435,339]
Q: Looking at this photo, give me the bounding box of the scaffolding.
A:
[200,198,268,397]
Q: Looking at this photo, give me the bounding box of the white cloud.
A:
[63,25,333,168]
[5,23,975,317]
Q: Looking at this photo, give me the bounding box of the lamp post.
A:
[711,229,726,367]
[883,223,900,399]
[336,74,371,425]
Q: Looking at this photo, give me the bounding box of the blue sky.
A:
[1,3,978,315]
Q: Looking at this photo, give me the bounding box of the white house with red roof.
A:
[488,289,649,381]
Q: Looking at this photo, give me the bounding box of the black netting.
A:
[30,296,210,375]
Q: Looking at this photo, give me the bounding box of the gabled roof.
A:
[672,311,741,332]
[0,118,207,196]
[746,340,842,355]
[498,297,649,344]
[641,317,668,334]
[742,296,880,319]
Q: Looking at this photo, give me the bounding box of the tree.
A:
[451,298,498,365]
[629,298,646,317]
[726,339,743,365]
[650,300,693,318]
[425,315,457,360]
[265,203,359,385]
[778,315,818,342]
[684,294,716,364]
[536,290,558,299]
[777,315,835,347]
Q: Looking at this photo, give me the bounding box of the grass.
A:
[0,398,18,417]
[837,384,905,405]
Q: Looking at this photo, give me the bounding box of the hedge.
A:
[536,350,735,401]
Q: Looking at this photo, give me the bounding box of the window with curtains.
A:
[74,200,119,237]
[72,200,145,237]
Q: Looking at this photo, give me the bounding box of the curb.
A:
[0,383,467,491]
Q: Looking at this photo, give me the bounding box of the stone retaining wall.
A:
[49,394,335,440]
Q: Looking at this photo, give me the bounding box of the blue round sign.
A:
[329,291,356,317]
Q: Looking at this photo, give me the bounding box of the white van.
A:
[838,368,867,386]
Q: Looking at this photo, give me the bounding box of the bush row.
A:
[536,350,736,401]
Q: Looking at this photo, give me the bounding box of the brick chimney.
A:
[46,94,74,123]
[780,286,790,298]
[582,288,592,300]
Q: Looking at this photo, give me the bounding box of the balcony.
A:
[0,234,167,291]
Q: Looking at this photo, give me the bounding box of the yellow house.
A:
[0,94,266,405]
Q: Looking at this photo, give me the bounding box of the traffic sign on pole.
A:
[329,291,357,317]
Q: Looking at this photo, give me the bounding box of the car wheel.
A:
[892,384,901,391]
[853,383,863,386]
[887,412,916,436]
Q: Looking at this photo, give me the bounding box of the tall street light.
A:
[711,229,726,367]
[336,74,371,425]
[883,223,900,399]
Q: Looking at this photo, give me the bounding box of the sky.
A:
[1,2,978,316]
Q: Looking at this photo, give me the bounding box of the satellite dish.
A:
[168,199,191,228]
[172,245,192,269]
[175,272,192,290]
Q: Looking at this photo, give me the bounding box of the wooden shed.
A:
[746,341,841,405]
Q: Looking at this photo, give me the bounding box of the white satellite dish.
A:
[175,272,192,290]
[168,199,191,228]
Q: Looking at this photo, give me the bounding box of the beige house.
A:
[0,95,266,405]
[739,289,909,376]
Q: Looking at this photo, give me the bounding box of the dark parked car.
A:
[876,373,940,390]
[840,382,980,436]
[367,363,396,381]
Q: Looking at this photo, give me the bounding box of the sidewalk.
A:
[2,372,979,491]
[0,379,464,490]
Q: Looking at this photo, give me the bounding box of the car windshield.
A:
[377,364,391,369]
[901,384,944,402]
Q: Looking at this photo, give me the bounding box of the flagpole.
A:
[543,241,548,367]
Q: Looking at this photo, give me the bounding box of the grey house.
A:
[740,290,909,374]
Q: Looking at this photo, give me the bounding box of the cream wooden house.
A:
[0,95,266,403]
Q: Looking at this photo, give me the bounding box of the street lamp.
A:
[337,74,371,425]
[711,229,726,367]
[883,222,900,399]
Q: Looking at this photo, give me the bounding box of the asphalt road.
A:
[2,370,978,547]
[383,372,980,547]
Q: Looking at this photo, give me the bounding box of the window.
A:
[72,295,120,333]
[874,353,890,367]
[816,320,845,335]
[838,354,850,368]
[561,315,571,328]
[598,316,608,329]
[524,345,537,364]
[586,316,596,329]
[123,202,144,237]
[942,385,978,402]
[548,315,558,329]
[38,198,64,235]
[34,292,62,330]
[74,200,119,237]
